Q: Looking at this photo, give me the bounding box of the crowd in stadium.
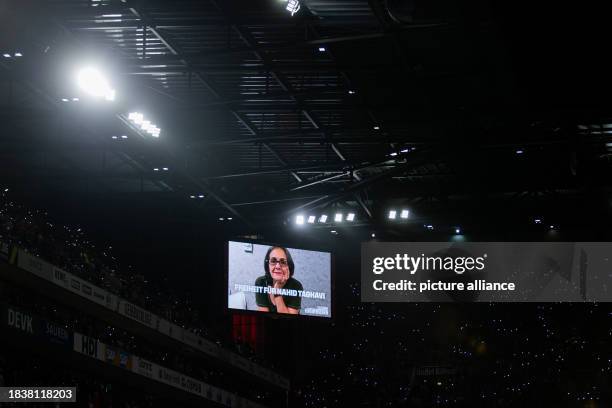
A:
[0,192,203,332]
[0,191,258,350]
[0,191,279,396]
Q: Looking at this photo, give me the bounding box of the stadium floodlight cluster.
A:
[127,112,161,137]
[295,212,355,225]
[3,52,23,58]
[388,209,410,220]
[71,66,165,141]
[279,0,301,16]
[77,67,115,101]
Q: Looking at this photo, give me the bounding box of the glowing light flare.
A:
[76,67,116,101]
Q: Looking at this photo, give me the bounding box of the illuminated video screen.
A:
[227,241,332,318]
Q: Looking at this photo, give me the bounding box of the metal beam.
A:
[353,192,373,219]
[125,4,300,186]
[290,172,351,192]
[202,161,396,180]
[231,111,302,182]
[127,6,221,99]
[287,151,434,214]
[193,132,435,146]
[204,1,348,167]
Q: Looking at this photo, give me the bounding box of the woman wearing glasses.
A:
[255,246,303,314]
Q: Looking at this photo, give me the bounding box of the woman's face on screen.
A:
[268,247,289,280]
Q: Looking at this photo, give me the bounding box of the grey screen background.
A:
[227,241,332,317]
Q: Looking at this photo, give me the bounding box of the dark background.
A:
[2,0,612,406]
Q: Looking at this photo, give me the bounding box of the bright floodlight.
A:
[400,209,409,219]
[307,215,316,224]
[15,52,23,57]
[296,215,305,225]
[319,214,328,223]
[128,112,161,137]
[128,112,144,124]
[455,228,461,234]
[335,213,343,222]
[388,210,397,219]
[77,67,115,101]
[318,47,326,52]
[347,213,355,221]
[285,0,300,16]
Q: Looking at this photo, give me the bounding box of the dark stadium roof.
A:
[2,0,612,234]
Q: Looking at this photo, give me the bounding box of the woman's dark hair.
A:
[263,246,295,280]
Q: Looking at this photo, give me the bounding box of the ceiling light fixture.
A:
[127,112,162,138]
[280,0,301,16]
